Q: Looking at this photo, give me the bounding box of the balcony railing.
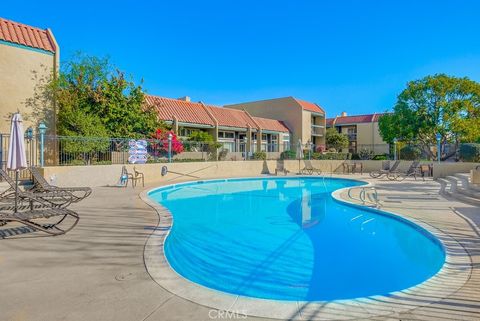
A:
[347,133,357,140]
[311,126,324,136]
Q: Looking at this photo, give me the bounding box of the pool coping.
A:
[140,176,472,321]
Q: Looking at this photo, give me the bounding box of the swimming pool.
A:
[148,177,445,301]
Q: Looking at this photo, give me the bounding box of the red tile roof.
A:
[253,116,289,132]
[145,95,290,133]
[326,113,387,126]
[294,98,325,114]
[206,106,256,129]
[372,113,387,122]
[145,95,216,126]
[0,18,56,53]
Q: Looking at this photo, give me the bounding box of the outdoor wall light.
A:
[38,122,47,135]
[25,127,33,140]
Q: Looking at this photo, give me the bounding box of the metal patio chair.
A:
[387,161,421,181]
[0,193,79,236]
[0,169,74,208]
[301,160,323,175]
[369,160,401,178]
[29,167,92,202]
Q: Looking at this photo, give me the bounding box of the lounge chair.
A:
[369,160,401,178]
[275,160,290,176]
[0,169,74,208]
[301,160,322,175]
[29,167,92,202]
[0,194,79,236]
[387,161,421,181]
[122,166,144,188]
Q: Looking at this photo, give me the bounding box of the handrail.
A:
[347,186,379,207]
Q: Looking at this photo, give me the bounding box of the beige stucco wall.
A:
[0,43,56,133]
[301,110,312,142]
[356,122,388,154]
[333,122,389,154]
[38,160,480,188]
[226,97,304,144]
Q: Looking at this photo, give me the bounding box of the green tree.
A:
[186,130,222,159]
[379,74,480,160]
[53,54,163,138]
[187,130,215,142]
[325,128,349,151]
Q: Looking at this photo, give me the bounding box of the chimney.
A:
[177,96,191,102]
[340,111,347,117]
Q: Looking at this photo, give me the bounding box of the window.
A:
[179,128,194,137]
[221,142,235,152]
[219,131,235,139]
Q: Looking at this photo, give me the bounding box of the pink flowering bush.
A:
[152,129,184,155]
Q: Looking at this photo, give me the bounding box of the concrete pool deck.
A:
[1,175,479,321]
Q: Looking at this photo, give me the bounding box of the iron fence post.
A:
[168,133,172,163]
[436,133,441,163]
[38,122,47,167]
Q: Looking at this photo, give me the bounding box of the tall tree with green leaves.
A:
[53,54,163,138]
[379,74,480,160]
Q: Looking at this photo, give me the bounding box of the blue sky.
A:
[3,1,480,116]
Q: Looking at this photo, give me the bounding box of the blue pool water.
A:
[148,177,445,301]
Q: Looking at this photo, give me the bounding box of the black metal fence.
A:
[0,133,477,167]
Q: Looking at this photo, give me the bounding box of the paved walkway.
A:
[0,175,479,321]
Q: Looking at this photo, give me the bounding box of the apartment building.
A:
[225,97,326,150]
[0,17,59,134]
[144,95,290,158]
[326,112,389,154]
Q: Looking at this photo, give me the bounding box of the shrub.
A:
[312,152,351,160]
[315,145,326,153]
[152,129,184,155]
[253,152,267,160]
[373,154,388,160]
[187,130,214,142]
[459,143,480,162]
[400,145,422,160]
[280,150,296,160]
[67,159,86,166]
[217,149,228,161]
[358,149,374,160]
[92,160,112,165]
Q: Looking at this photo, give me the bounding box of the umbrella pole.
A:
[15,170,19,213]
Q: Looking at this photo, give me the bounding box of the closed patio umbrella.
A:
[296,139,304,174]
[7,113,28,212]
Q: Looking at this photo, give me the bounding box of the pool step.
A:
[454,173,480,192]
[437,175,480,207]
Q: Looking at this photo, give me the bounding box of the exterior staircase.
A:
[437,173,480,206]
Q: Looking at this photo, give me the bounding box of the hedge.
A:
[312,152,352,160]
[459,143,480,162]
[400,145,422,160]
